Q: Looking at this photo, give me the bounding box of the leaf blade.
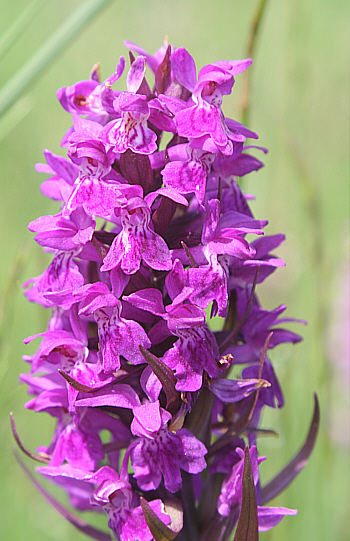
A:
[233,447,259,541]
[260,393,320,504]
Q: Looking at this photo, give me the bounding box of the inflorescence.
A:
[14,40,318,541]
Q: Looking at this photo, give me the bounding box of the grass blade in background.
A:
[240,0,269,127]
[0,243,28,386]
[0,0,47,60]
[0,0,113,119]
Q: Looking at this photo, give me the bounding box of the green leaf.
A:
[0,0,113,119]
[233,446,259,541]
[163,499,184,536]
[260,393,320,504]
[181,241,199,268]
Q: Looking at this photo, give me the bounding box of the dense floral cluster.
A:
[18,40,310,540]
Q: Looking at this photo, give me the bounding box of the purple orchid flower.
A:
[102,56,158,155]
[182,198,266,317]
[171,47,256,156]
[223,288,305,365]
[128,401,207,492]
[64,174,142,220]
[66,115,116,170]
[57,56,125,122]
[161,302,222,391]
[100,196,172,274]
[28,207,95,251]
[36,149,79,202]
[124,38,175,73]
[123,286,222,391]
[228,234,286,287]
[49,412,105,471]
[161,142,215,206]
[24,249,85,309]
[80,285,151,373]
[217,446,297,531]
[37,464,97,511]
[84,465,170,541]
[15,39,316,541]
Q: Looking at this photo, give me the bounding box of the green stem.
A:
[240,0,269,128]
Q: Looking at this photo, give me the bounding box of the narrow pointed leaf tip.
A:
[260,393,320,504]
[139,345,182,413]
[58,369,99,392]
[10,412,49,463]
[233,446,259,541]
[141,497,180,541]
[181,241,199,268]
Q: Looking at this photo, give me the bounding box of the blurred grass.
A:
[0,0,348,540]
[0,0,113,117]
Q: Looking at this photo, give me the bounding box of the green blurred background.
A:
[0,0,348,539]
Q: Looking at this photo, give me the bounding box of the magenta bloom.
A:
[101,196,172,274]
[85,466,170,541]
[102,56,158,155]
[16,38,317,541]
[218,446,297,531]
[94,303,151,372]
[129,401,207,492]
